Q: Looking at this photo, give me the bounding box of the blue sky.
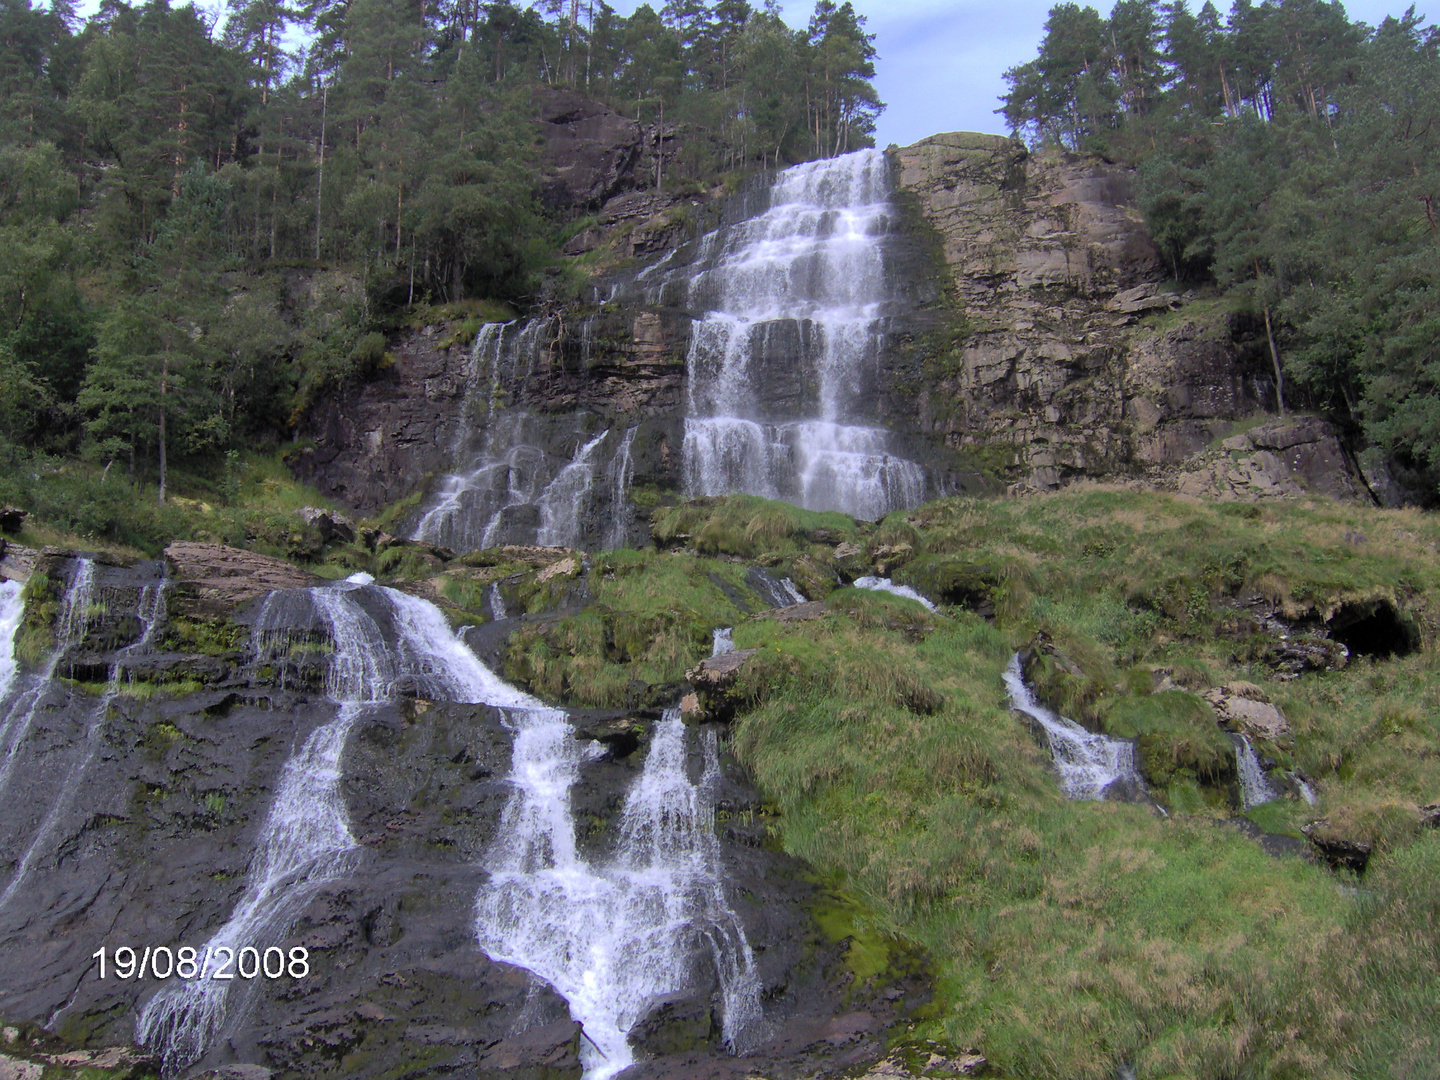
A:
[78,0,1431,147]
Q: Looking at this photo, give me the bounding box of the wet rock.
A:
[1204,684,1291,741]
[629,994,716,1056]
[0,506,26,534]
[193,1066,274,1080]
[163,541,317,617]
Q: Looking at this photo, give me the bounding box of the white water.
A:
[139,575,538,1070]
[675,150,926,518]
[411,319,629,552]
[711,628,735,656]
[537,429,609,546]
[1296,777,1317,806]
[490,581,508,621]
[852,576,937,611]
[1003,655,1143,801]
[0,576,169,914]
[0,580,24,709]
[475,633,763,1077]
[0,560,95,800]
[1235,734,1279,810]
[604,426,639,551]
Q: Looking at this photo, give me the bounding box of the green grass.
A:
[650,494,861,557]
[509,491,1440,1080]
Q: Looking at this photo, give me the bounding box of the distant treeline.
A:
[0,0,881,501]
[1002,0,1440,495]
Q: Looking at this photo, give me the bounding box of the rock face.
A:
[164,542,317,617]
[893,132,1366,499]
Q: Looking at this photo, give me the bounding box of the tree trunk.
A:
[158,350,169,506]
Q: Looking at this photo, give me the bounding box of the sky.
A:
[77,0,1431,147]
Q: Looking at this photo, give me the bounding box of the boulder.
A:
[685,647,758,722]
[1204,685,1291,741]
[629,993,715,1056]
[164,542,317,617]
[766,601,828,623]
[0,506,26,535]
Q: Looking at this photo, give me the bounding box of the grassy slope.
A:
[513,490,1440,1080]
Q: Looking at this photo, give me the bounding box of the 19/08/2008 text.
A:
[91,945,309,980]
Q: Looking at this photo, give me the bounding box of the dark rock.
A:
[534,87,645,215]
[1302,819,1373,874]
[1419,803,1440,829]
[765,601,827,623]
[0,506,26,535]
[629,993,716,1057]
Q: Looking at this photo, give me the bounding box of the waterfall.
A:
[852,576,937,611]
[0,559,95,800]
[489,582,508,621]
[475,635,763,1078]
[138,574,538,1071]
[0,580,24,709]
[674,150,927,518]
[711,628,735,655]
[537,429,610,547]
[1234,734,1279,810]
[0,576,168,915]
[412,319,619,553]
[1003,655,1144,801]
[604,426,639,551]
[1295,777,1317,806]
[745,568,806,608]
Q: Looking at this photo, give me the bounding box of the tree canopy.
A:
[1002,0,1440,496]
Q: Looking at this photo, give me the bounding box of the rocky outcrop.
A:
[164,541,317,617]
[893,132,1365,500]
[1204,683,1291,742]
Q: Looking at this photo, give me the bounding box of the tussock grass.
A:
[651,494,860,557]
[549,490,1440,1079]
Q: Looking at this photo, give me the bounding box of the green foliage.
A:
[1005,2,1440,489]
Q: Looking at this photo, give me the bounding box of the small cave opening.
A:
[1326,600,1420,659]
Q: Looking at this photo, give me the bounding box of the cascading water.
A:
[412,320,621,552]
[604,426,639,551]
[0,576,169,915]
[712,627,735,656]
[745,567,806,608]
[1234,734,1279,810]
[138,574,537,1070]
[0,559,95,800]
[673,150,926,518]
[475,638,763,1078]
[0,580,24,708]
[1003,655,1144,801]
[853,576,937,611]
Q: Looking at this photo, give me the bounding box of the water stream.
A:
[852,576,937,611]
[0,560,95,801]
[0,576,169,915]
[0,580,25,710]
[475,637,762,1078]
[137,574,537,1070]
[1003,654,1144,801]
[1234,734,1279,810]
